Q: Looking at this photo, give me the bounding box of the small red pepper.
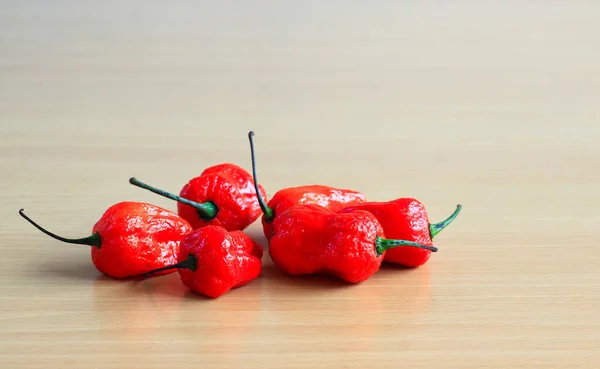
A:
[129,163,268,232]
[19,202,193,279]
[248,131,367,239]
[268,204,437,283]
[340,199,462,267]
[141,225,263,298]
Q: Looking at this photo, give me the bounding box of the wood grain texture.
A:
[1,2,599,368]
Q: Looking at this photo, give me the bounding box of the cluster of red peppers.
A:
[20,131,461,298]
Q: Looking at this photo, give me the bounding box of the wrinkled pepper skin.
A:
[269,204,436,283]
[340,199,461,267]
[173,225,263,298]
[261,185,367,239]
[177,163,268,231]
[20,202,193,279]
[91,202,193,278]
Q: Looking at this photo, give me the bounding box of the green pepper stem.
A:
[248,131,274,221]
[19,209,102,248]
[143,254,198,278]
[375,236,437,256]
[128,177,218,221]
[429,204,462,238]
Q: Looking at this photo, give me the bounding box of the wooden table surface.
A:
[1,2,598,368]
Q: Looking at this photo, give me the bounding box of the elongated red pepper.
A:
[19,202,193,279]
[340,199,462,267]
[142,225,263,298]
[129,163,267,232]
[248,131,367,239]
[268,204,437,283]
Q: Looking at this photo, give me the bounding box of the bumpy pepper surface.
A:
[19,202,193,279]
[268,204,437,283]
[143,225,263,298]
[340,199,462,267]
[247,131,367,239]
[129,163,268,232]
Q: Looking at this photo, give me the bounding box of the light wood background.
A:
[1,2,598,368]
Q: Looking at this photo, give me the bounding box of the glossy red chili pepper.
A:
[340,199,462,267]
[142,225,263,298]
[248,131,367,239]
[268,204,437,283]
[129,163,268,232]
[19,202,193,279]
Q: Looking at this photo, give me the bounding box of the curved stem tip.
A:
[19,209,102,248]
[429,204,462,238]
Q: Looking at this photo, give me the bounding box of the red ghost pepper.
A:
[142,225,263,298]
[341,199,461,267]
[19,202,193,279]
[268,204,437,283]
[129,163,268,232]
